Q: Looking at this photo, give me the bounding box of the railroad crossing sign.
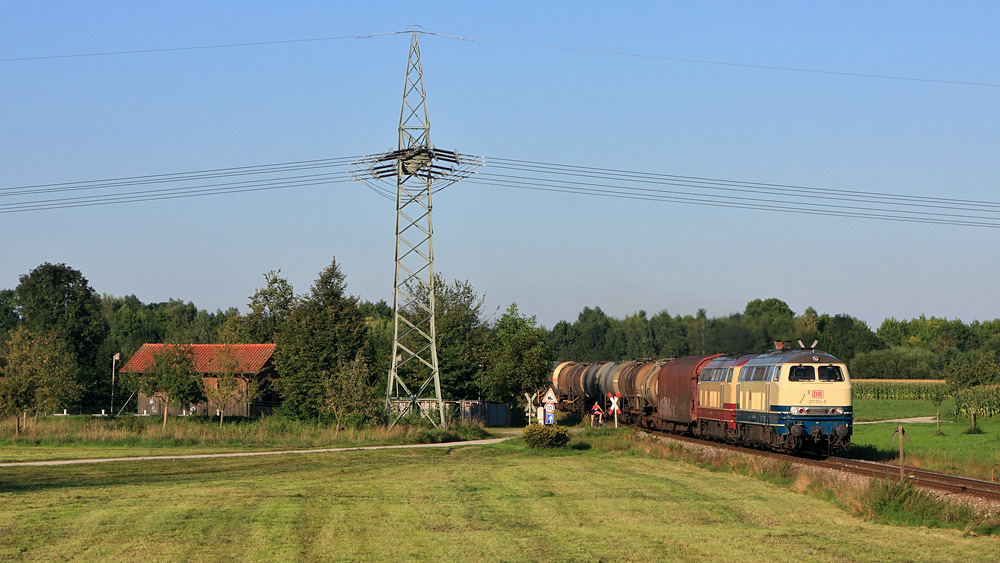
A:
[607,392,621,414]
[607,392,621,428]
[524,392,537,425]
[543,387,558,404]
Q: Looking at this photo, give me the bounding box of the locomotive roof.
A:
[743,348,842,365]
[704,354,756,367]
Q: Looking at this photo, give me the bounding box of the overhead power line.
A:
[0,157,362,213]
[420,31,1000,89]
[464,157,1000,229]
[3,28,995,89]
[0,32,409,63]
[5,153,1000,229]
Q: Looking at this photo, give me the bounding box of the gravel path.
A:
[855,416,949,425]
[0,437,511,467]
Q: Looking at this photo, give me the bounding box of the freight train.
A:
[549,342,852,456]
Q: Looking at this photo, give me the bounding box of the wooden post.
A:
[898,423,904,479]
[891,424,909,480]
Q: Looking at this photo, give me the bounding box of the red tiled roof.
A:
[120,344,276,374]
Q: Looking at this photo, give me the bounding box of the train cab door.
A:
[764,365,773,412]
[767,365,780,412]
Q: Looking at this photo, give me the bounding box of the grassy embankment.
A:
[0,415,491,462]
[2,428,999,562]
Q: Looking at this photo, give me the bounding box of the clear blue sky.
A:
[2,2,998,330]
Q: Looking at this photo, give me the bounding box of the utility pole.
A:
[353,32,481,427]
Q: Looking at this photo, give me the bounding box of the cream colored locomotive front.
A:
[735,360,852,414]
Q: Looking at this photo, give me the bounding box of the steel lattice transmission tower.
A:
[354,32,482,427]
[386,31,444,427]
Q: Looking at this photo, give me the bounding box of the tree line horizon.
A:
[2,261,998,429]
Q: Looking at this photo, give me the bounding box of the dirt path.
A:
[855,416,948,425]
[0,437,511,467]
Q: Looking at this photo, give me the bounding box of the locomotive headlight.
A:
[833,407,844,415]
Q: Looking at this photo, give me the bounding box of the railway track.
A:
[821,456,1000,501]
[649,431,1000,503]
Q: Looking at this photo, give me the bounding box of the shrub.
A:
[860,478,974,528]
[522,424,570,448]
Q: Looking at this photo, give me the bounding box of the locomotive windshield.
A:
[818,365,845,382]
[788,365,845,382]
[788,365,814,381]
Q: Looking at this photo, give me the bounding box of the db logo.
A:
[812,390,824,399]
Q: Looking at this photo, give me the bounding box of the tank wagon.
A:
[550,343,852,456]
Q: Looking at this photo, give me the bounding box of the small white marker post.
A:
[607,392,621,428]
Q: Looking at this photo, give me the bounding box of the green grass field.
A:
[0,416,491,462]
[3,433,998,562]
[852,398,954,422]
[850,398,1000,480]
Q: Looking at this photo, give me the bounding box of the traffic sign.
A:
[543,387,558,404]
[607,392,621,428]
[607,392,621,414]
[544,403,555,414]
[524,392,538,418]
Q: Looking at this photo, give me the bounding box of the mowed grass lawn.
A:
[852,398,954,422]
[2,439,999,562]
[0,416,493,463]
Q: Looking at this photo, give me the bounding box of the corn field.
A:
[852,379,949,401]
[953,385,1000,418]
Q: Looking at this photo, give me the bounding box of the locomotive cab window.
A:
[726,368,734,383]
[818,365,844,382]
[788,365,815,382]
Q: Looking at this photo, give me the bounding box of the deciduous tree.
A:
[202,345,243,428]
[14,263,107,408]
[0,326,81,437]
[318,353,380,434]
[477,304,551,404]
[224,270,296,344]
[0,290,18,344]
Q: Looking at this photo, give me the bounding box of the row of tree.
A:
[0,263,237,420]
[546,299,1000,390]
[0,261,553,429]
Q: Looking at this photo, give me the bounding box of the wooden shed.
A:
[120,343,279,417]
